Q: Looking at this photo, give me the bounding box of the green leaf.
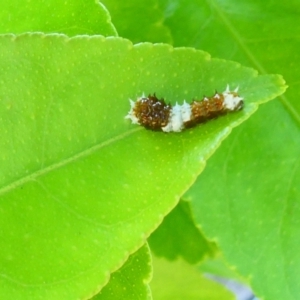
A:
[148,200,217,263]
[150,256,235,300]
[101,0,172,43]
[199,256,247,284]
[160,1,300,299]
[92,244,152,300]
[0,34,284,299]
[185,101,300,300]
[0,0,117,36]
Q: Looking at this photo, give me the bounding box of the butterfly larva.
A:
[125,85,244,132]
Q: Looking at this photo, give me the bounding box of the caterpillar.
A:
[125,85,244,132]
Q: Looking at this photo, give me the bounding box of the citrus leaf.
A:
[148,200,217,264]
[199,256,246,283]
[92,244,152,300]
[0,0,116,36]
[150,256,235,300]
[160,0,300,299]
[185,101,300,300]
[101,0,172,43]
[0,33,284,299]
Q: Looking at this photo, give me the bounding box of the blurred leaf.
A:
[159,0,300,299]
[0,33,284,299]
[92,244,152,300]
[185,101,300,299]
[148,200,217,263]
[199,256,247,283]
[150,256,235,300]
[101,0,172,43]
[0,0,117,36]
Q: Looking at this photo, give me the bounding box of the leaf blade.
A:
[0,0,116,36]
[0,34,285,299]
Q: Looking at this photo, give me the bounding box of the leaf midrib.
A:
[0,127,141,197]
[210,0,300,126]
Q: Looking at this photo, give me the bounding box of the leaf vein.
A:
[0,127,141,197]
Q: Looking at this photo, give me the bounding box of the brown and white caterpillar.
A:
[125,85,244,132]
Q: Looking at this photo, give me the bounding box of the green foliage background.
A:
[0,1,298,300]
